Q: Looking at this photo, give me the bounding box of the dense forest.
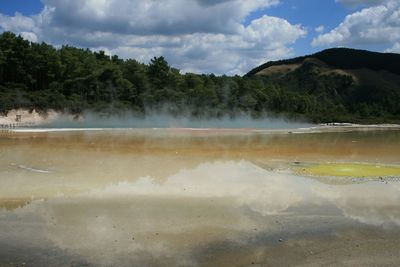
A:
[0,31,399,123]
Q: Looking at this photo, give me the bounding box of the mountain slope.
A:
[245,48,400,123]
[246,48,400,77]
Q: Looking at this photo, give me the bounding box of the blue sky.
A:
[0,0,399,74]
[258,0,348,55]
[0,0,43,16]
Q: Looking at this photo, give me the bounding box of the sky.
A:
[0,0,399,75]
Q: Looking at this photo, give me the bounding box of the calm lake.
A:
[1,127,400,266]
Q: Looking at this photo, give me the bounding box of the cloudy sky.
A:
[0,0,399,75]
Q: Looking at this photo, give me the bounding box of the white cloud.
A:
[41,0,276,35]
[385,42,400,53]
[108,16,306,75]
[315,25,325,33]
[312,0,400,47]
[20,31,39,43]
[0,0,307,75]
[0,12,37,33]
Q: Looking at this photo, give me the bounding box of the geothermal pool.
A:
[1,127,400,266]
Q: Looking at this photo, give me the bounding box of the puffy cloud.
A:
[0,0,307,75]
[19,31,39,43]
[0,12,37,33]
[105,16,306,75]
[39,0,280,35]
[312,0,400,47]
[315,25,325,33]
[385,42,400,53]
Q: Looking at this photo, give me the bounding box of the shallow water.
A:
[0,128,400,266]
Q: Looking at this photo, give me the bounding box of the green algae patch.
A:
[297,163,400,178]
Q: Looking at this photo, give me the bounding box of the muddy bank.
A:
[0,109,59,127]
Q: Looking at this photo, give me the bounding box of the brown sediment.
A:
[0,198,33,210]
[1,129,400,161]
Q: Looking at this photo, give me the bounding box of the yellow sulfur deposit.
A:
[297,163,400,178]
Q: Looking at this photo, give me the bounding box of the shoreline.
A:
[1,109,400,134]
[4,124,400,134]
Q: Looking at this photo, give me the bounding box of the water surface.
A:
[0,128,400,266]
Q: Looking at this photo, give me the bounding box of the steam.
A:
[41,111,313,129]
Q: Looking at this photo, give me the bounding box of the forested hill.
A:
[245,48,400,123]
[246,48,400,77]
[0,31,399,123]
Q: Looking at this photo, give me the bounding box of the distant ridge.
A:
[246,48,400,77]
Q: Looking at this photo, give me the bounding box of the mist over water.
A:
[42,112,314,129]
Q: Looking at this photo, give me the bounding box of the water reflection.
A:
[1,161,400,266]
